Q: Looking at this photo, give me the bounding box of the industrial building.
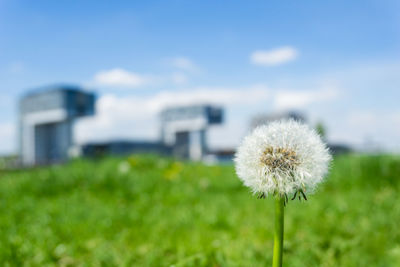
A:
[160,105,223,160]
[81,140,171,158]
[17,84,349,166]
[81,104,224,161]
[18,85,223,165]
[19,86,95,165]
[250,111,306,130]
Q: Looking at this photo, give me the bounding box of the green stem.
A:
[272,196,284,267]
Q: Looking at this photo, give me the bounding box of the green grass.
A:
[0,154,400,266]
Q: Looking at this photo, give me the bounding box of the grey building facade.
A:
[160,105,223,160]
[19,86,95,165]
[250,111,306,129]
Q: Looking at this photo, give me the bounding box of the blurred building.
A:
[328,143,352,155]
[203,148,236,165]
[250,111,352,155]
[80,104,224,161]
[81,140,172,157]
[160,105,223,160]
[250,111,306,129]
[19,85,95,165]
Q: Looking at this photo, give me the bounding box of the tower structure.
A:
[160,105,223,160]
[250,111,306,130]
[19,86,95,165]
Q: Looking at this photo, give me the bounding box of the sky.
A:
[0,0,399,154]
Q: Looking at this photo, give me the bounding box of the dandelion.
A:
[118,161,131,174]
[234,119,331,267]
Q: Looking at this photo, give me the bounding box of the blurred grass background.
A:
[0,154,399,266]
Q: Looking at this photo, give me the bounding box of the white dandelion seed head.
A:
[234,119,331,196]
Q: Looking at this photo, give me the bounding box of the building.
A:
[81,140,172,157]
[250,111,352,155]
[19,85,95,165]
[160,105,223,160]
[328,143,352,155]
[250,111,306,129]
[81,104,224,161]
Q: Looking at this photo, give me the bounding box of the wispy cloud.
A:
[250,46,298,66]
[75,85,270,144]
[92,67,193,88]
[0,122,15,154]
[274,87,338,110]
[8,61,25,74]
[328,110,400,151]
[171,72,188,84]
[93,68,146,88]
[75,83,344,149]
[170,57,198,71]
[150,85,270,108]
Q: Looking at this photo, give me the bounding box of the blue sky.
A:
[0,0,399,154]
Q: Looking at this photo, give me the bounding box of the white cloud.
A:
[322,110,400,152]
[0,122,15,154]
[93,68,146,88]
[9,61,25,74]
[171,72,188,84]
[75,85,270,145]
[170,57,197,71]
[75,94,158,142]
[92,67,194,89]
[274,87,338,110]
[356,111,400,150]
[150,85,270,108]
[347,111,400,137]
[347,111,378,127]
[250,46,298,66]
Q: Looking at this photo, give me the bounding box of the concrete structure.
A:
[19,86,95,165]
[328,143,352,155]
[81,140,172,158]
[160,105,223,160]
[250,111,306,129]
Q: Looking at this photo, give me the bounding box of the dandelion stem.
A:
[272,196,284,267]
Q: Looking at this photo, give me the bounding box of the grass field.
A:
[0,154,400,266]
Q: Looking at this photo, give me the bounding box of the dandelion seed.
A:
[234,119,332,267]
[234,119,331,198]
[118,161,131,174]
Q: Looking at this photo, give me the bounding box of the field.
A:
[0,154,400,266]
